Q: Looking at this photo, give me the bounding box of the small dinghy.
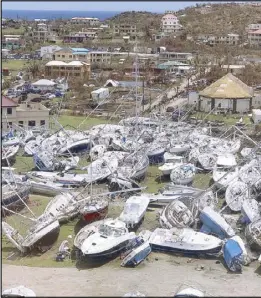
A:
[225,181,249,212]
[2,145,19,166]
[119,196,150,228]
[74,218,136,258]
[44,192,79,223]
[245,219,261,251]
[223,238,243,272]
[2,285,36,297]
[241,199,260,224]
[89,144,107,160]
[149,227,223,255]
[170,164,196,185]
[200,206,235,239]
[120,231,152,267]
[174,288,204,297]
[159,198,198,229]
[79,197,109,223]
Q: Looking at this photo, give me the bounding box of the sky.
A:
[2,1,204,12]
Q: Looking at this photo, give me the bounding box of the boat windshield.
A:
[98,224,126,237]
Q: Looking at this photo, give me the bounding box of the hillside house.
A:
[248,29,261,46]
[113,24,137,37]
[161,13,183,34]
[246,23,261,31]
[45,60,91,80]
[40,45,62,59]
[89,51,111,64]
[71,17,100,26]
[2,35,23,50]
[198,73,254,113]
[205,34,240,46]
[2,96,49,131]
[159,52,193,64]
[53,47,90,63]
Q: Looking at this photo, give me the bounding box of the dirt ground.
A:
[2,254,261,296]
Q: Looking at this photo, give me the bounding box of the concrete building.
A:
[246,23,261,31]
[161,13,182,34]
[45,60,91,80]
[113,24,137,36]
[53,47,90,63]
[29,23,56,42]
[40,45,62,60]
[31,79,57,91]
[248,29,261,46]
[2,96,49,131]
[71,17,100,26]
[156,61,192,74]
[90,51,111,64]
[206,33,240,46]
[159,52,193,64]
[2,35,22,50]
[198,73,254,113]
[63,31,97,43]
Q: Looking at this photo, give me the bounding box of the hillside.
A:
[106,4,261,37]
[178,3,261,36]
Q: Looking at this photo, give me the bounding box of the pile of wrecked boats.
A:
[1,116,261,273]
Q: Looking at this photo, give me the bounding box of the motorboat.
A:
[149,227,223,255]
[57,138,93,156]
[223,238,243,272]
[74,218,136,258]
[119,196,150,228]
[163,152,184,164]
[170,164,196,185]
[200,206,235,239]
[44,192,79,223]
[225,181,249,212]
[120,231,152,267]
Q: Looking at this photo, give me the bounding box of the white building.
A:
[252,109,261,124]
[246,23,261,31]
[40,45,62,59]
[198,73,254,113]
[91,88,109,101]
[71,17,100,26]
[161,13,182,34]
[31,79,57,91]
[248,29,261,46]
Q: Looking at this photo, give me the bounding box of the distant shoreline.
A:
[2,9,123,21]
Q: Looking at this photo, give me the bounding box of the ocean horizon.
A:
[2,9,123,21]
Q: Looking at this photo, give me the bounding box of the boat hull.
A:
[148,150,165,165]
[121,242,152,267]
[150,243,222,256]
[82,206,108,222]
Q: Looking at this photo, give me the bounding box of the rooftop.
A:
[45,60,90,66]
[199,73,253,99]
[2,96,18,107]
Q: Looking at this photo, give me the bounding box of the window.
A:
[40,120,45,126]
[8,122,12,127]
[57,55,60,57]
[18,121,23,127]
[7,107,12,115]
[69,55,72,58]
[62,55,65,58]
[28,120,36,127]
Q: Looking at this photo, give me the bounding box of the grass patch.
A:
[13,154,35,174]
[192,112,251,126]
[193,173,212,189]
[2,60,27,71]
[2,27,25,35]
[55,115,116,130]
[141,165,167,193]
